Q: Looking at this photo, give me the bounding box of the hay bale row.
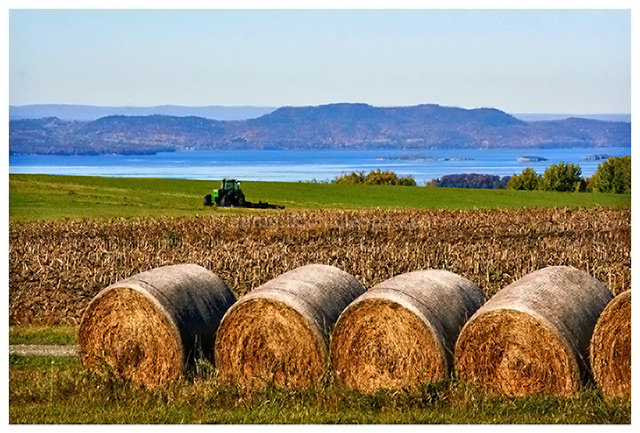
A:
[214,264,366,388]
[79,264,236,388]
[590,290,630,397]
[330,270,485,393]
[80,264,624,396]
[454,266,613,397]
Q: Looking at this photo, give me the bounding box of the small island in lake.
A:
[517,155,549,162]
[375,153,473,161]
[582,154,611,161]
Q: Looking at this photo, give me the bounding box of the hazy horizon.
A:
[8,101,632,114]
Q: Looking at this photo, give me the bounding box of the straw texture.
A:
[590,290,630,397]
[215,264,365,388]
[454,266,612,396]
[331,270,485,392]
[79,264,236,388]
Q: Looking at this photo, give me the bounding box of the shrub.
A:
[429,173,510,189]
[332,169,416,186]
[396,175,417,187]
[540,162,583,192]
[507,168,542,191]
[332,171,366,184]
[588,156,631,194]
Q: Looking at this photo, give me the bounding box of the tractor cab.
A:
[213,179,240,202]
[225,179,239,189]
[204,178,246,207]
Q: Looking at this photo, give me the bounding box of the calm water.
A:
[9,147,631,184]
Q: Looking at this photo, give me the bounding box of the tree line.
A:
[329,155,629,193]
[426,173,510,189]
[507,156,630,193]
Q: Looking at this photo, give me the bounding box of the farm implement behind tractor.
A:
[203,179,284,209]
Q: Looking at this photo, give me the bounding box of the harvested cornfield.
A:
[9,208,630,325]
[215,264,365,388]
[590,290,631,398]
[331,270,485,393]
[78,264,236,388]
[455,266,613,397]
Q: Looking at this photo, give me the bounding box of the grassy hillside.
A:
[9,174,630,222]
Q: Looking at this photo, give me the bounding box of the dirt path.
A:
[9,344,78,357]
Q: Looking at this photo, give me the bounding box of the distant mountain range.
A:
[9,103,631,155]
[9,104,277,121]
[513,113,630,123]
[10,103,630,123]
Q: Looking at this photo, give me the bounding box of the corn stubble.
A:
[9,207,630,325]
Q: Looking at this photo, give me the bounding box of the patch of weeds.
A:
[162,230,180,246]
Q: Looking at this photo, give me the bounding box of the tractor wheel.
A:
[237,196,246,207]
[220,195,230,207]
[203,194,212,206]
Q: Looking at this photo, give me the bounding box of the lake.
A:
[9,146,631,184]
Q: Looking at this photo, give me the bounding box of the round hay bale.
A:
[215,264,365,388]
[590,290,630,398]
[79,264,236,388]
[454,266,613,397]
[331,270,485,393]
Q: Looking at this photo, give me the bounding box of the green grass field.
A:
[9,174,630,222]
[10,325,78,345]
[8,354,630,424]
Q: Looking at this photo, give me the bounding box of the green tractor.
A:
[203,179,246,207]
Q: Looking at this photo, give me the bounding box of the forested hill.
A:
[9,103,631,155]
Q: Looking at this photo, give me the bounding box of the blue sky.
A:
[9,9,630,113]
